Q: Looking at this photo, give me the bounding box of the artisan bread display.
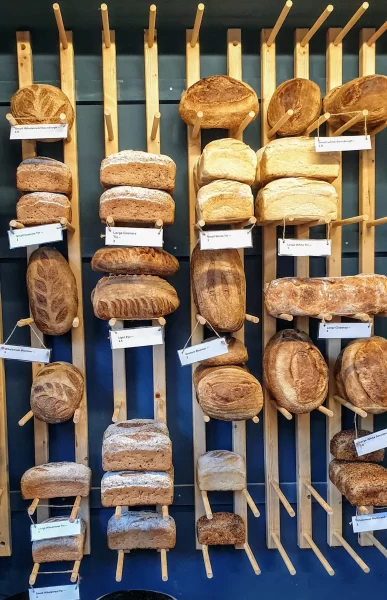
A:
[16,192,71,226]
[17,157,72,196]
[91,275,179,320]
[179,75,259,129]
[264,274,387,319]
[11,84,74,130]
[196,180,254,224]
[329,459,387,506]
[267,78,322,136]
[21,462,91,499]
[197,512,245,545]
[200,337,248,367]
[101,470,174,507]
[323,74,387,132]
[191,245,246,332]
[196,139,257,187]
[256,177,338,224]
[197,450,246,491]
[99,186,175,226]
[330,429,384,463]
[107,511,176,550]
[32,518,86,563]
[100,150,176,193]
[91,247,179,277]
[27,247,78,335]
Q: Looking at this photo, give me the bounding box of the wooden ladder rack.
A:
[0,284,11,556]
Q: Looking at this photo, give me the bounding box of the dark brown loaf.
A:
[16,192,71,226]
[330,429,384,463]
[200,337,248,367]
[179,75,259,129]
[11,84,74,129]
[21,462,91,499]
[329,459,387,506]
[99,186,175,226]
[27,247,78,336]
[197,512,245,545]
[91,247,179,277]
[267,78,322,136]
[17,157,72,196]
[31,362,84,424]
[100,150,176,193]
[107,511,176,550]
[32,517,86,563]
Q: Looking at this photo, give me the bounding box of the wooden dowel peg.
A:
[316,313,332,321]
[203,414,210,422]
[9,220,24,229]
[148,4,157,48]
[332,214,368,227]
[305,112,330,135]
[115,506,122,520]
[72,317,80,328]
[367,21,387,46]
[60,217,75,232]
[243,488,260,517]
[157,317,166,327]
[116,550,124,582]
[160,548,168,581]
[232,111,256,139]
[304,482,334,515]
[17,317,34,327]
[112,400,122,423]
[195,219,206,230]
[367,216,387,228]
[190,3,205,47]
[271,481,296,517]
[365,533,387,559]
[303,533,335,576]
[6,113,17,126]
[101,3,111,48]
[28,498,40,516]
[59,113,67,125]
[271,533,296,575]
[69,496,81,523]
[268,109,294,138]
[245,314,259,324]
[104,109,114,141]
[300,5,334,47]
[106,216,115,227]
[349,313,372,323]
[333,395,368,418]
[151,111,161,141]
[267,0,293,47]
[192,111,203,139]
[358,505,369,515]
[18,410,34,427]
[333,2,369,46]
[278,313,294,322]
[29,563,40,586]
[196,314,206,326]
[154,219,163,229]
[109,318,118,328]
[271,400,293,420]
[369,120,387,136]
[252,416,259,423]
[70,560,81,583]
[53,3,68,49]
[201,544,213,578]
[240,216,257,229]
[73,408,81,424]
[317,405,334,418]
[333,532,369,573]
[332,110,368,136]
[243,542,261,575]
[0,488,3,500]
[162,505,169,520]
[201,490,213,519]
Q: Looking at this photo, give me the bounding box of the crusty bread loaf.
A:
[263,329,328,414]
[196,139,257,187]
[197,512,245,545]
[323,75,387,132]
[196,180,254,224]
[330,429,384,463]
[91,247,179,277]
[103,419,169,441]
[179,75,259,129]
[107,511,176,550]
[32,517,86,563]
[194,365,263,421]
[27,247,78,336]
[11,84,74,131]
[101,470,174,507]
[100,150,176,193]
[256,177,338,224]
[91,275,179,320]
[255,137,340,186]
[264,274,387,319]
[99,186,175,226]
[329,459,387,506]
[16,192,71,226]
[21,462,91,499]
[191,245,246,333]
[200,337,248,367]
[267,78,322,136]
[31,362,84,424]
[197,450,246,491]
[17,157,72,196]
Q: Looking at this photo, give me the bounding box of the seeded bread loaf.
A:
[267,78,322,136]
[91,247,179,277]
[330,429,384,463]
[11,84,74,132]
[196,139,257,187]
[197,512,245,545]
[32,517,86,563]
[21,462,91,499]
[197,450,246,491]
[200,337,248,367]
[100,150,176,193]
[196,180,254,224]
[17,157,72,196]
[99,186,175,226]
[329,459,387,506]
[101,470,174,507]
[16,192,71,226]
[107,511,176,550]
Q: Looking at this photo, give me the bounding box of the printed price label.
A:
[355,428,387,456]
[0,344,51,363]
[31,518,81,542]
[105,226,163,248]
[110,326,164,349]
[10,123,68,141]
[178,337,228,366]
[8,223,63,249]
[315,135,371,152]
[318,322,371,339]
[29,584,80,600]
[200,229,253,250]
[278,238,331,257]
[352,512,387,533]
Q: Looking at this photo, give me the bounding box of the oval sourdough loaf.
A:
[100,150,176,193]
[27,247,78,335]
[32,517,86,563]
[267,78,322,136]
[329,459,387,506]
[91,274,179,320]
[91,247,179,277]
[103,419,169,441]
[99,186,175,226]
[179,75,259,129]
[330,429,384,463]
[196,139,257,187]
[11,84,74,130]
[263,329,328,414]
[323,74,387,132]
[16,192,71,226]
[191,245,246,332]
[17,157,72,196]
[197,450,246,491]
[200,337,248,367]
[196,180,254,224]
[21,462,91,499]
[197,512,245,545]
[107,511,176,550]
[31,361,84,424]
[101,470,174,507]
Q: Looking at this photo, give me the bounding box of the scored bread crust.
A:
[107,511,176,550]
[91,247,179,277]
[329,459,387,506]
[197,512,246,545]
[101,470,174,507]
[16,192,72,226]
[200,337,248,367]
[330,429,385,463]
[21,462,91,499]
[17,157,72,196]
[197,450,246,491]
[11,84,74,130]
[99,186,175,226]
[196,180,254,224]
[100,150,176,193]
[267,78,322,136]
[196,138,257,187]
[32,517,86,563]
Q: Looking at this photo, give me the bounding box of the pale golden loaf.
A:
[196,180,254,224]
[267,78,322,136]
[100,150,176,192]
[200,337,248,367]
[197,512,245,545]
[11,84,74,132]
[179,75,259,129]
[197,450,246,491]
[16,192,72,226]
[17,157,72,196]
[32,518,86,563]
[99,186,175,226]
[196,139,257,187]
[107,511,176,550]
[101,470,174,507]
[329,459,387,506]
[21,462,91,499]
[91,247,179,277]
[330,429,384,463]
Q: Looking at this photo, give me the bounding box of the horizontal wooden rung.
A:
[333,395,368,418]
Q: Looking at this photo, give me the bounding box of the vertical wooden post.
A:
[0,285,11,556]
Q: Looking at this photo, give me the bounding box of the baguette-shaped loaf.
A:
[197,512,245,546]
[16,192,72,226]
[100,150,176,192]
[256,177,338,224]
[31,362,84,424]
[17,157,72,195]
[107,511,176,550]
[264,274,387,319]
[21,462,91,499]
[329,459,387,506]
[91,247,179,277]
[267,78,322,136]
[196,180,254,224]
[196,139,257,187]
[27,247,78,335]
[197,450,246,491]
[179,75,259,129]
[32,517,86,563]
[330,429,384,463]
[101,470,174,507]
[91,275,179,320]
[11,84,74,130]
[200,337,248,367]
[99,186,175,226]
[191,245,246,333]
[103,419,169,442]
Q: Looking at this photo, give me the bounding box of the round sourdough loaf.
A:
[11,84,74,131]
[17,157,72,196]
[267,78,322,136]
[197,512,245,545]
[91,247,179,277]
[31,362,84,424]
[200,337,248,367]
[16,192,71,226]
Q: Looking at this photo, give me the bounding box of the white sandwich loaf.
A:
[196,139,257,188]
[196,180,254,224]
[197,450,246,491]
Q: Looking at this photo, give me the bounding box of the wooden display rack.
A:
[0,286,11,556]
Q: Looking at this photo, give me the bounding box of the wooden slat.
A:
[60,31,90,554]
[0,285,11,556]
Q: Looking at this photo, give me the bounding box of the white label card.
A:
[315,135,371,152]
[278,238,331,257]
[110,326,164,349]
[10,123,68,140]
[8,223,63,249]
[31,518,81,542]
[200,229,252,250]
[178,337,228,366]
[355,428,387,456]
[0,344,51,363]
[29,585,80,600]
[352,512,387,533]
[105,226,163,248]
[318,322,371,339]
